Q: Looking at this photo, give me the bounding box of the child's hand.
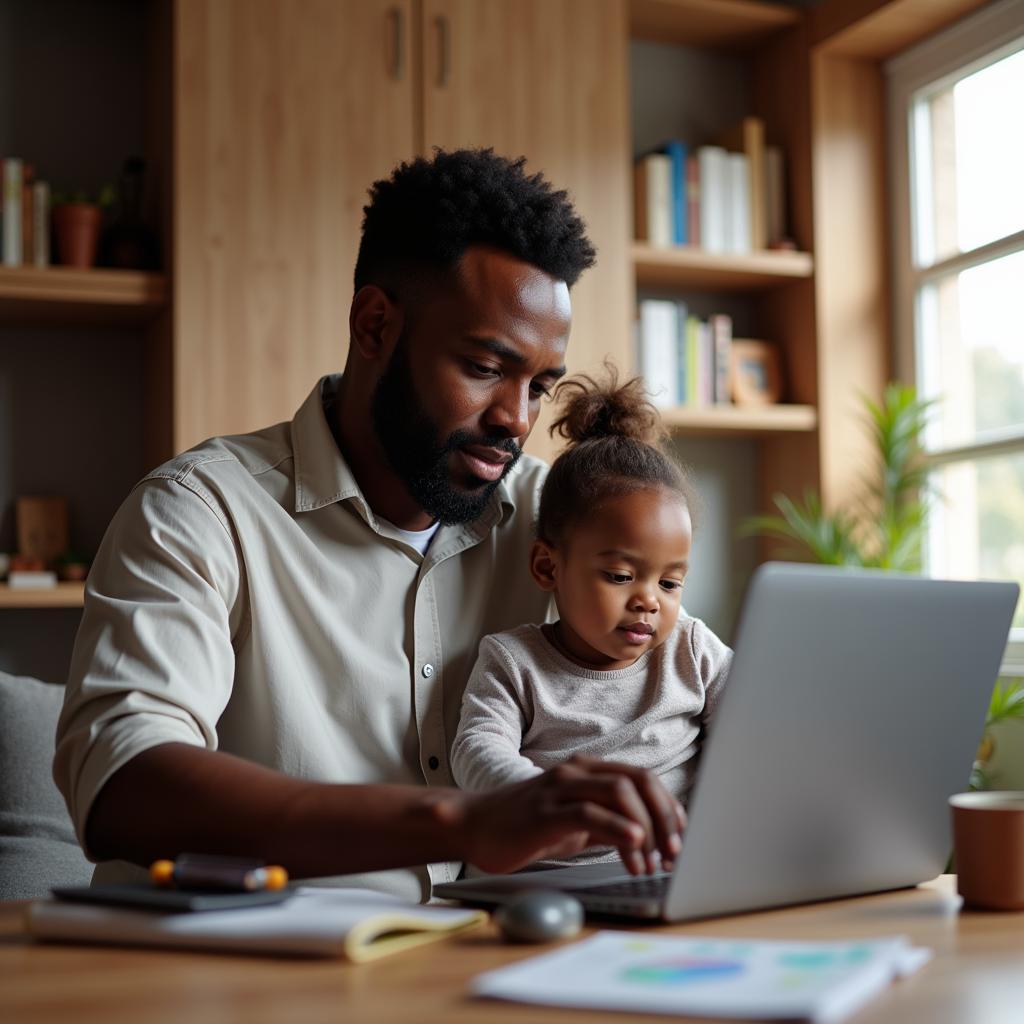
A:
[451,755,686,875]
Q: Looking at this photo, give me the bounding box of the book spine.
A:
[3,157,23,266]
[32,181,49,267]
[639,300,679,408]
[745,118,767,250]
[675,300,688,405]
[685,315,700,407]
[663,141,688,245]
[697,147,727,254]
[647,154,673,248]
[21,176,34,265]
[686,155,700,248]
[765,145,786,246]
[727,153,751,253]
[710,313,733,404]
[699,321,714,406]
[633,161,648,241]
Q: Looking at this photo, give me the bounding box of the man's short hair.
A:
[354,148,596,294]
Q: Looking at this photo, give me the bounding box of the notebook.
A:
[27,886,486,961]
[436,563,1019,921]
[472,931,931,1023]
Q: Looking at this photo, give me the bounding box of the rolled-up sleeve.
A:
[54,472,245,855]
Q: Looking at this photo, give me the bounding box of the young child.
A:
[450,370,732,863]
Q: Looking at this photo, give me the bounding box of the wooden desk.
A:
[2,877,1023,1024]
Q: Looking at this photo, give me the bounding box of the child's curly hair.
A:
[537,365,698,546]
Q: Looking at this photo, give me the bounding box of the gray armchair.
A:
[0,673,92,900]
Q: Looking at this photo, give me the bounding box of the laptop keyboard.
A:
[574,874,671,900]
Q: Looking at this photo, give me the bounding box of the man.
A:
[55,149,683,902]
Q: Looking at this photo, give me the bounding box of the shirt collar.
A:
[291,374,518,526]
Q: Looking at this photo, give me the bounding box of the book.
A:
[634,153,673,248]
[660,140,688,244]
[638,299,679,408]
[685,314,700,407]
[3,157,23,266]
[27,886,487,962]
[21,166,35,265]
[719,116,767,250]
[697,146,728,253]
[710,313,733,405]
[472,931,932,1023]
[726,152,751,253]
[686,154,700,247]
[765,145,787,246]
[675,300,688,405]
[32,180,50,267]
[7,571,58,589]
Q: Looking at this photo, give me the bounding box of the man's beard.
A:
[370,338,522,525]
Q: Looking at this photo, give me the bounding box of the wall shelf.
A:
[661,403,817,436]
[0,266,168,326]
[630,0,800,51]
[633,243,814,292]
[0,582,85,609]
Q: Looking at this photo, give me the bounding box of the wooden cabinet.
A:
[173,0,418,452]
[171,0,631,463]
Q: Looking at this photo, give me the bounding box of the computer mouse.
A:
[494,890,585,944]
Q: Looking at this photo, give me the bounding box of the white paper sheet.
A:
[472,931,931,1023]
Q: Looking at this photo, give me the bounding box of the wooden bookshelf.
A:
[630,0,800,51]
[661,403,817,436]
[0,582,85,609]
[633,243,814,292]
[0,266,168,325]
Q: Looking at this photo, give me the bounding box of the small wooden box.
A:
[16,496,69,567]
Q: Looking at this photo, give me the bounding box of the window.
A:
[888,0,1024,674]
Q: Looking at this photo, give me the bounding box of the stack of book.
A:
[1,157,51,267]
[633,117,787,254]
[636,301,733,410]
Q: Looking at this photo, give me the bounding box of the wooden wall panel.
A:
[174,0,417,450]
[421,0,633,463]
[811,51,891,512]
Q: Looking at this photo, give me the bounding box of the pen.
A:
[150,853,289,892]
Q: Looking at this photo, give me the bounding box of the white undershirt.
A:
[381,518,441,555]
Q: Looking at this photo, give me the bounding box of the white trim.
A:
[914,227,1024,284]
[887,0,1024,381]
[886,0,1024,89]
[1003,636,1024,678]
[924,427,1024,467]
[887,0,1024,667]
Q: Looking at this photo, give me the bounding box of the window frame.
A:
[886,0,1024,675]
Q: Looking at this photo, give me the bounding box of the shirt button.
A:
[422,664,434,678]
[428,756,440,770]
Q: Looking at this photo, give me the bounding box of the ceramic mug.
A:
[950,791,1024,910]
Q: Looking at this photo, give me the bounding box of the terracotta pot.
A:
[53,203,102,268]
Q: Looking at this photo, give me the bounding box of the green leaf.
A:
[987,680,1024,727]
[741,383,935,574]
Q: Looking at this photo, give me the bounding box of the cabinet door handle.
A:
[388,6,404,81]
[434,14,450,88]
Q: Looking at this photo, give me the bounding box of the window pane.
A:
[917,251,1024,450]
[927,450,1024,630]
[912,45,1024,266]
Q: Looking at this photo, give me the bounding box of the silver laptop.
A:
[434,563,1019,921]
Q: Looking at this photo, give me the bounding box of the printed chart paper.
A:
[472,931,931,1023]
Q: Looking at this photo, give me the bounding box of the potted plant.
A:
[742,384,932,570]
[51,185,116,268]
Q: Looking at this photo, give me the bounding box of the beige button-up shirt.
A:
[54,376,551,901]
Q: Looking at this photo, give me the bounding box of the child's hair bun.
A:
[549,363,665,449]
